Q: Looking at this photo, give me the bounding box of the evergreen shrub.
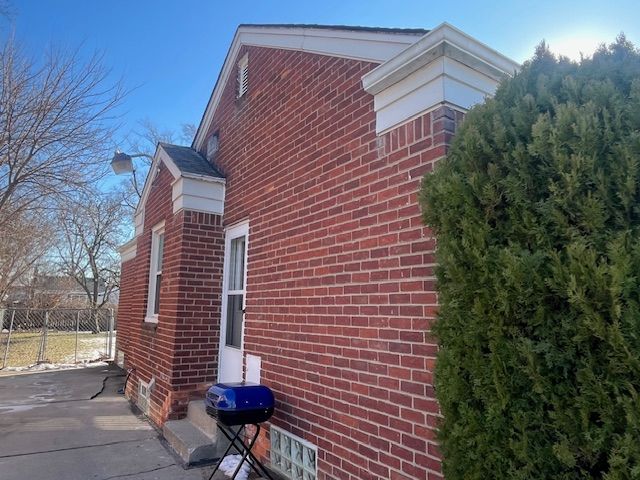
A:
[420,38,640,479]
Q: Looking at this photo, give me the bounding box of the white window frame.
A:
[220,221,249,351]
[237,54,248,98]
[145,221,165,323]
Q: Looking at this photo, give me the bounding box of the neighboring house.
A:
[117,23,518,480]
[5,275,112,308]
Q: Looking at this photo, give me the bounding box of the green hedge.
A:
[420,38,640,479]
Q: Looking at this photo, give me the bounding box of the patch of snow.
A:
[219,454,250,480]
[3,360,108,373]
[63,349,105,364]
[63,336,109,363]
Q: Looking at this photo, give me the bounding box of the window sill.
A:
[141,323,157,333]
[143,316,158,331]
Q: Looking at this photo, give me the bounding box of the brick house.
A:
[117,23,518,480]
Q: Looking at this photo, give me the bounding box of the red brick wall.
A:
[202,45,463,480]
[166,209,225,419]
[116,164,225,425]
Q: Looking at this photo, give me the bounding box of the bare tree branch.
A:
[55,190,127,318]
[117,119,196,208]
[0,40,125,229]
[0,210,54,302]
[0,38,124,299]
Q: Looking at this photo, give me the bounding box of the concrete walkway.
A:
[0,364,222,480]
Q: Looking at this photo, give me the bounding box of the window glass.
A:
[225,294,243,348]
[228,236,245,290]
[154,273,162,315]
[156,233,164,271]
[147,226,165,320]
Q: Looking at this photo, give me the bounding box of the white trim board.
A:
[362,23,520,134]
[192,25,424,150]
[218,220,250,383]
[119,238,137,262]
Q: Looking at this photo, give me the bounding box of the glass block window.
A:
[271,426,317,480]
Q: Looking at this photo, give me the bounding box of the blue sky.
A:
[7,0,640,147]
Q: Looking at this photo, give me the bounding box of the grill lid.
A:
[206,382,274,412]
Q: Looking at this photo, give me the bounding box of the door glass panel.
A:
[228,236,245,290]
[225,294,243,347]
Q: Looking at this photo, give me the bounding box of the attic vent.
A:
[207,133,219,161]
[270,426,317,480]
[237,54,249,98]
[137,380,150,415]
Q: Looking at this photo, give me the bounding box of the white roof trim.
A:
[362,22,520,95]
[135,145,169,217]
[361,23,520,134]
[134,144,225,217]
[193,25,424,150]
[119,238,137,263]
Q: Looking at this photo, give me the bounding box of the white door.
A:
[218,222,249,383]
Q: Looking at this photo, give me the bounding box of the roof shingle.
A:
[159,143,224,179]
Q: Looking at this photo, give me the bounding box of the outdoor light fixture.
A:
[110,151,134,175]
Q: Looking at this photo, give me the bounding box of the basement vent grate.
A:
[270,426,317,480]
[137,380,150,415]
[237,54,249,98]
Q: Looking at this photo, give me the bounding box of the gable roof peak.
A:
[237,23,429,36]
[193,23,428,150]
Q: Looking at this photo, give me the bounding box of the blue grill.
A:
[205,382,274,427]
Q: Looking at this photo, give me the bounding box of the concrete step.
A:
[163,418,227,465]
[187,399,218,438]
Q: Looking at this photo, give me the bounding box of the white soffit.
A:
[134,212,144,237]
[362,22,520,134]
[193,25,424,150]
[119,238,137,262]
[171,176,225,215]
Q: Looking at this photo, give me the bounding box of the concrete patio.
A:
[0,364,238,480]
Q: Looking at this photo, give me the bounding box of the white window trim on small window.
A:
[207,133,219,161]
[145,221,165,323]
[237,54,248,98]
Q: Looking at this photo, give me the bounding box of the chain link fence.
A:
[0,308,116,369]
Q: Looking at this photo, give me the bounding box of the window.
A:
[237,54,249,98]
[207,133,219,161]
[146,222,165,322]
[271,426,317,480]
[225,235,246,348]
